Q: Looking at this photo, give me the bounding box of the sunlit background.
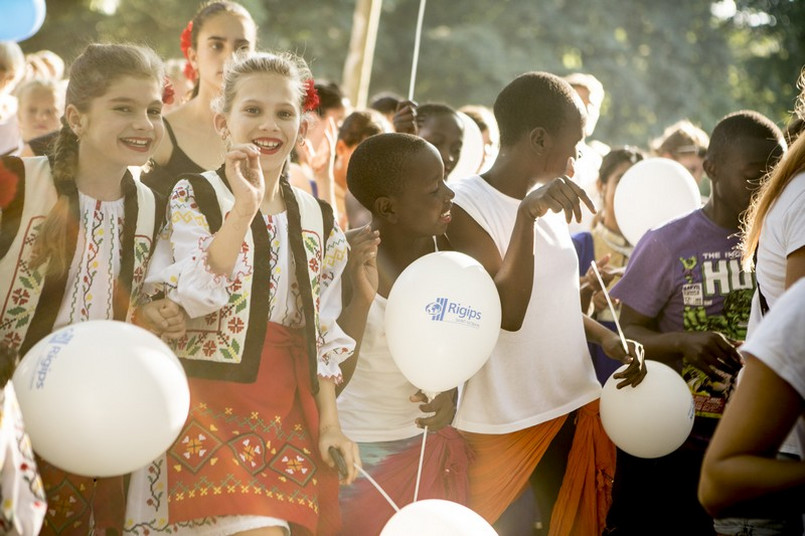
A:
[18,0,805,147]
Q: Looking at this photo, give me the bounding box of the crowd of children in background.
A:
[0,1,804,534]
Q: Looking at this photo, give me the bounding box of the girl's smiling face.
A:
[219,72,304,175]
[71,75,164,170]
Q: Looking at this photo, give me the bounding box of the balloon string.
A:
[355,463,401,512]
[413,424,428,502]
[590,260,629,354]
[408,0,427,100]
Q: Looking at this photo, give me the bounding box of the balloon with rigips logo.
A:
[12,320,190,477]
[384,251,501,398]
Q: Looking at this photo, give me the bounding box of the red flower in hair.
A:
[0,161,19,209]
[162,77,175,105]
[180,21,196,82]
[303,79,320,112]
[180,21,193,59]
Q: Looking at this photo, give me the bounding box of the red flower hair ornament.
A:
[303,79,320,113]
[162,77,175,105]
[180,21,196,82]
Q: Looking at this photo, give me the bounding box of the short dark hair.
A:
[415,103,459,129]
[347,133,431,212]
[598,146,645,184]
[338,109,388,147]
[493,71,584,147]
[707,110,784,162]
[314,81,345,117]
[369,91,403,115]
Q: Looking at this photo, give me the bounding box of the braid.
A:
[29,120,80,276]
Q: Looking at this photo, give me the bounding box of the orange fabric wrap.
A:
[461,400,615,535]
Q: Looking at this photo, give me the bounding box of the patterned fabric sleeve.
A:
[144,179,253,319]
[316,221,355,381]
[0,383,46,536]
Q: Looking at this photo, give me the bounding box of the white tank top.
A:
[337,237,440,442]
[451,175,601,434]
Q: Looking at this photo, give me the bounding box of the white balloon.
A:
[381,499,497,535]
[448,112,485,182]
[613,158,701,246]
[600,360,695,458]
[13,320,190,477]
[385,251,501,396]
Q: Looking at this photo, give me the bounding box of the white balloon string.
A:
[408,0,427,101]
[590,260,629,354]
[413,424,428,502]
[355,463,401,512]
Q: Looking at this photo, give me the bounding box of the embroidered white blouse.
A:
[54,192,124,330]
[145,178,353,380]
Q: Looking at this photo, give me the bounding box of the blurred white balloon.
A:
[600,360,695,458]
[385,251,501,397]
[381,499,498,535]
[613,158,701,246]
[13,320,190,477]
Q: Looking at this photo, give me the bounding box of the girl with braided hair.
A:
[128,51,368,536]
[0,43,184,535]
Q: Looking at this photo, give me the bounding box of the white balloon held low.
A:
[613,158,701,247]
[13,320,190,477]
[381,499,497,535]
[600,360,695,458]
[385,251,501,397]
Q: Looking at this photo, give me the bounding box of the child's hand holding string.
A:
[319,424,361,485]
[602,335,647,388]
[520,157,596,223]
[410,389,458,431]
[225,143,264,219]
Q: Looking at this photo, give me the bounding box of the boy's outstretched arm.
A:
[619,303,742,379]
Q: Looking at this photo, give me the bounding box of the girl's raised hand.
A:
[225,143,264,218]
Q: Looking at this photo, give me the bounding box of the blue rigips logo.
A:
[425,297,482,328]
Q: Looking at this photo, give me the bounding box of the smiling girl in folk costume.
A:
[0,43,184,535]
[141,1,257,197]
[127,52,360,536]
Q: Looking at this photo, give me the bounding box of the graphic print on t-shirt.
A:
[678,249,754,419]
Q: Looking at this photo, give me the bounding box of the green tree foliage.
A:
[17,0,803,147]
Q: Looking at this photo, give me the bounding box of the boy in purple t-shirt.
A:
[604,111,786,536]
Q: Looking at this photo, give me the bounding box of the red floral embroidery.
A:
[202,340,217,356]
[308,257,319,272]
[11,288,29,306]
[227,317,245,333]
